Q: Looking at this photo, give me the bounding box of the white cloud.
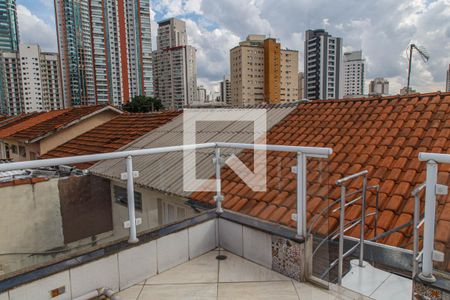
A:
[153,0,203,19]
[17,4,57,52]
[185,19,240,81]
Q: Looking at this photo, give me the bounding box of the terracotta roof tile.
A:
[42,111,180,168]
[0,111,66,138]
[189,92,450,269]
[8,106,121,142]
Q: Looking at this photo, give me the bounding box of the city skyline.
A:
[16,0,450,96]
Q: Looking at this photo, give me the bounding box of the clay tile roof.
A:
[7,105,122,142]
[42,111,181,169]
[190,92,450,268]
[0,111,65,138]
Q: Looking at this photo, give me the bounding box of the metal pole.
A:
[413,192,420,278]
[214,147,224,213]
[359,175,367,267]
[419,160,438,282]
[338,185,346,285]
[126,156,139,244]
[375,186,379,238]
[296,152,307,237]
[407,44,413,93]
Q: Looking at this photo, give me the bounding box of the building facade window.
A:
[113,185,143,211]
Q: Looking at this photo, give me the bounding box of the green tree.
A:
[122,96,163,113]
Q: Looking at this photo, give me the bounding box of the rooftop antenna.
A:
[406,44,430,93]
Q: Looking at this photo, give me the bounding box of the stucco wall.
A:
[0,179,64,273]
[1,139,40,161]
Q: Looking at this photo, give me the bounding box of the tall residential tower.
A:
[230,35,298,107]
[304,29,343,100]
[220,75,231,104]
[0,0,19,52]
[0,44,63,115]
[54,0,153,107]
[343,50,365,97]
[152,18,197,109]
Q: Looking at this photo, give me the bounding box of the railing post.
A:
[420,160,438,282]
[296,152,307,237]
[413,190,421,278]
[338,185,346,285]
[359,175,367,267]
[214,147,224,213]
[126,156,139,244]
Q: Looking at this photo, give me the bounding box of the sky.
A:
[17,0,450,94]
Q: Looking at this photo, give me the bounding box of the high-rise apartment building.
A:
[0,51,21,115]
[230,35,298,107]
[446,64,450,92]
[20,45,63,113]
[0,44,63,115]
[0,0,19,52]
[304,29,343,100]
[54,0,153,107]
[343,50,365,97]
[220,75,231,104]
[152,18,197,109]
[369,78,389,96]
[197,86,207,103]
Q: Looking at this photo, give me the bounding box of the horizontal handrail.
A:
[215,142,333,157]
[412,183,426,196]
[336,170,369,185]
[0,142,333,173]
[416,251,423,262]
[308,185,380,235]
[0,142,333,246]
[418,152,450,164]
[416,219,425,229]
[331,219,361,240]
[329,243,361,270]
[331,195,363,213]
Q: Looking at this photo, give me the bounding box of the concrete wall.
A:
[0,179,64,273]
[0,175,115,276]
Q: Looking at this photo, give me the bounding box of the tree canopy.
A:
[122,96,163,113]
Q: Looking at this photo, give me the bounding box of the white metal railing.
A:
[0,142,333,243]
[412,182,425,279]
[416,152,450,282]
[310,170,379,284]
[335,170,370,285]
